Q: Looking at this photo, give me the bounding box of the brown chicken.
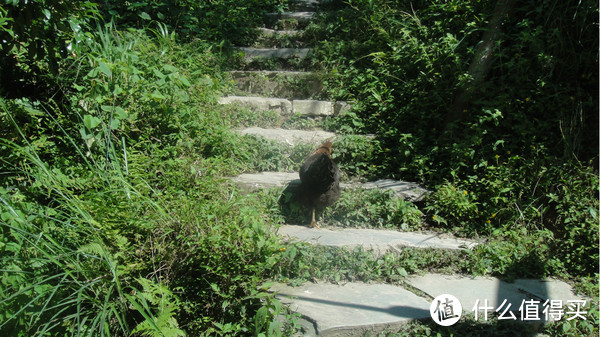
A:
[299,139,341,228]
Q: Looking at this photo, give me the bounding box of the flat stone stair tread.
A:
[406,274,588,322]
[269,276,586,336]
[219,96,346,116]
[266,11,316,22]
[230,70,315,76]
[257,27,302,36]
[270,282,431,336]
[231,171,428,201]
[278,225,479,252]
[239,127,335,146]
[219,96,292,114]
[234,47,311,60]
[228,70,323,99]
[360,179,429,201]
[290,0,319,11]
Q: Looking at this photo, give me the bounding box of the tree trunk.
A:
[442,0,513,133]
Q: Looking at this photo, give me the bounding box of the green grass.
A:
[1,1,598,336]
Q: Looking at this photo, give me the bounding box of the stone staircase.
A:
[221,1,586,335]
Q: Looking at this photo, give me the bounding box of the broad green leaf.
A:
[179,76,191,87]
[98,62,111,77]
[115,107,128,119]
[151,91,166,101]
[110,118,120,129]
[83,115,101,129]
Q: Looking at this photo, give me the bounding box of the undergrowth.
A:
[0,0,598,336]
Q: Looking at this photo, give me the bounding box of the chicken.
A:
[298,139,341,228]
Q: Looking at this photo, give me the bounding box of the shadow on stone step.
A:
[278,179,333,227]
[286,295,430,319]
[278,179,309,226]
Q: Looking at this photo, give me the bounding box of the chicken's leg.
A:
[309,207,320,229]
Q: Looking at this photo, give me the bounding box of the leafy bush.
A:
[309,0,598,278]
[326,188,423,229]
[99,0,289,45]
[425,182,482,235]
[0,0,99,97]
[0,21,295,335]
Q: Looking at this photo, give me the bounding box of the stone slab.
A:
[231,172,299,190]
[266,11,315,23]
[257,28,302,37]
[230,172,429,202]
[270,282,431,337]
[239,127,335,146]
[407,274,588,322]
[229,70,322,99]
[334,101,352,115]
[361,179,429,202]
[278,225,479,253]
[218,96,292,114]
[289,0,319,11]
[235,47,311,60]
[220,96,349,117]
[293,99,334,116]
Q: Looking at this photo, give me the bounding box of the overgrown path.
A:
[221,0,586,335]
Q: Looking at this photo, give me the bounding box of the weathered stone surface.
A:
[293,99,334,116]
[239,127,335,146]
[361,179,429,202]
[218,96,292,114]
[230,172,429,202]
[266,11,315,23]
[289,0,319,11]
[220,96,350,117]
[255,28,307,48]
[277,225,479,253]
[334,101,353,115]
[407,274,588,322]
[270,282,431,337]
[231,172,299,190]
[229,71,322,99]
[235,47,311,60]
[257,28,302,37]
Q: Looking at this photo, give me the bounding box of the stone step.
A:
[238,127,335,146]
[406,274,589,322]
[278,225,480,253]
[230,171,428,201]
[270,275,586,335]
[257,27,303,39]
[219,96,292,115]
[228,70,323,99]
[270,282,431,336]
[219,96,350,117]
[267,11,316,22]
[265,12,316,30]
[254,28,308,49]
[235,47,311,61]
[289,0,319,11]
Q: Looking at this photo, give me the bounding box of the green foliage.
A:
[541,300,599,337]
[310,0,599,278]
[425,182,483,236]
[128,278,186,337]
[272,243,468,285]
[99,0,289,45]
[0,0,99,97]
[0,20,296,335]
[326,188,423,230]
[331,134,380,177]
